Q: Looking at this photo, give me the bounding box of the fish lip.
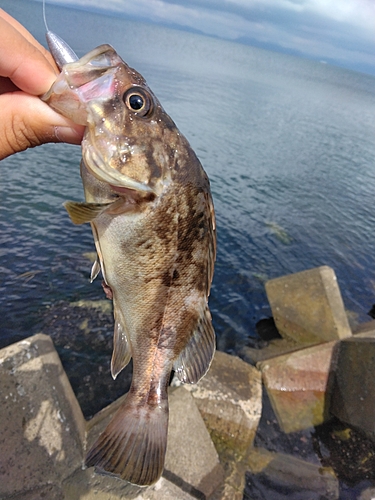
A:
[82,143,155,194]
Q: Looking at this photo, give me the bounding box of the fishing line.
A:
[42,0,49,33]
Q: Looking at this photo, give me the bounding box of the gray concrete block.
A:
[63,461,198,500]
[265,266,352,344]
[4,484,65,500]
[182,351,262,457]
[0,334,85,498]
[165,387,224,499]
[331,337,375,436]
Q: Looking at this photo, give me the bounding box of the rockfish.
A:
[42,44,216,486]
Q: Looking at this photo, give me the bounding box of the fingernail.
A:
[54,125,84,144]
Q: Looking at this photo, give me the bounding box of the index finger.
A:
[0,11,58,95]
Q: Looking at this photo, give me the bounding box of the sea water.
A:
[1,0,375,358]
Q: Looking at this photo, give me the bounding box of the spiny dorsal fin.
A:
[173,304,216,384]
[63,201,113,225]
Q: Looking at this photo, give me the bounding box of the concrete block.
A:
[165,387,224,499]
[353,320,375,337]
[5,484,65,500]
[0,334,86,498]
[240,337,300,364]
[245,448,339,499]
[330,337,375,436]
[182,351,262,457]
[63,467,197,500]
[258,341,338,433]
[265,266,352,344]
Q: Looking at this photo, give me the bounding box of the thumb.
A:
[0,91,84,160]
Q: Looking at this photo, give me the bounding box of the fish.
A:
[42,42,216,486]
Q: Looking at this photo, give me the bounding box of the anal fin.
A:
[173,304,216,384]
[111,316,132,380]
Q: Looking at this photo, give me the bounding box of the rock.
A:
[0,334,85,499]
[181,351,262,458]
[330,337,375,437]
[265,266,352,344]
[258,341,338,433]
[245,448,339,499]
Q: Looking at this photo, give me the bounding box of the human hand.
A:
[0,9,84,160]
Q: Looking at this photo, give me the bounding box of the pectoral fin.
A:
[64,201,113,225]
[173,304,216,384]
[111,317,132,380]
[90,256,101,283]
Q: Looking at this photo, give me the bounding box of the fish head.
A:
[43,44,178,195]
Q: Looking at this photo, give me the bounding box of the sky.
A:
[42,0,375,75]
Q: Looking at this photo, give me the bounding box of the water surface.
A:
[1,0,375,356]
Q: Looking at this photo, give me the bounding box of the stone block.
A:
[330,337,375,436]
[258,341,338,433]
[245,448,339,499]
[0,334,86,498]
[265,266,352,344]
[181,351,262,457]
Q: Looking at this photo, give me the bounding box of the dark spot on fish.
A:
[162,270,172,287]
[172,269,179,280]
[145,147,163,180]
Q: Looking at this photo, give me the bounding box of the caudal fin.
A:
[86,396,169,486]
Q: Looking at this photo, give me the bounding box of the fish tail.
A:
[85,394,169,486]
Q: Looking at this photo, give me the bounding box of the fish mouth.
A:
[42,44,123,125]
[83,142,155,194]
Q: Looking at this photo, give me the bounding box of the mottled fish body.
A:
[43,44,216,486]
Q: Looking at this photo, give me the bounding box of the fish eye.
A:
[123,87,152,117]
